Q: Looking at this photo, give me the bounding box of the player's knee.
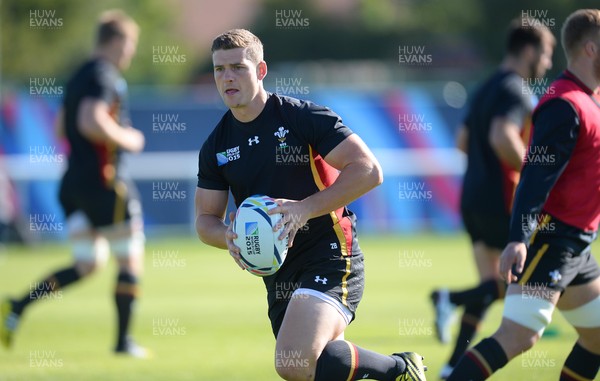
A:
[577,333,600,354]
[495,319,541,357]
[513,330,539,352]
[494,294,555,357]
[274,347,317,381]
[503,294,554,336]
[562,295,600,352]
[496,312,542,348]
[74,260,101,277]
[274,362,313,381]
[117,254,144,277]
[274,366,298,381]
[72,238,109,276]
[561,295,600,328]
[109,231,145,259]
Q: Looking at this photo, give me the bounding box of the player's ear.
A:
[583,40,598,59]
[257,61,267,81]
[522,44,536,63]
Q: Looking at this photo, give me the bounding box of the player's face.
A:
[115,33,138,71]
[213,48,264,109]
[592,41,600,84]
[531,39,553,78]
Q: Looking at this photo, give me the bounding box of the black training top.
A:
[197,92,358,256]
[62,58,129,188]
[461,69,534,216]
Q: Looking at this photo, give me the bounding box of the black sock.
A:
[115,271,138,349]
[447,337,508,381]
[13,267,80,315]
[448,302,490,367]
[449,279,504,306]
[560,342,600,381]
[315,340,405,381]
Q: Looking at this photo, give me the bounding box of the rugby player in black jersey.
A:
[430,17,555,378]
[448,9,600,381]
[1,10,147,357]
[196,29,426,381]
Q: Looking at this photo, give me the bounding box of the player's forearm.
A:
[54,107,65,138]
[456,125,468,154]
[508,151,570,242]
[500,143,525,171]
[78,100,144,152]
[492,131,525,171]
[304,159,382,220]
[93,115,144,152]
[508,182,550,243]
[196,214,228,250]
[108,126,145,153]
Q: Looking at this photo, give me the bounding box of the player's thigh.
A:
[473,242,501,280]
[557,276,600,310]
[64,210,108,275]
[558,276,600,352]
[60,177,143,273]
[101,220,144,267]
[267,234,364,337]
[90,180,143,234]
[573,326,600,354]
[275,294,347,375]
[462,211,507,280]
[498,237,597,357]
[495,283,559,358]
[85,181,144,272]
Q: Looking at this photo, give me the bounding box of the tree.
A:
[1,0,193,86]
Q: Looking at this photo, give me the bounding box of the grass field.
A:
[0,234,598,381]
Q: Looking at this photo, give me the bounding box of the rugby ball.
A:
[233,195,289,276]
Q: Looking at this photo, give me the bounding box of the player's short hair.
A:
[211,29,264,64]
[506,17,555,56]
[561,9,600,59]
[96,9,139,47]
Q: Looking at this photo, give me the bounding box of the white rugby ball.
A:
[233,195,289,276]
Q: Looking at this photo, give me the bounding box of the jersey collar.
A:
[561,70,594,95]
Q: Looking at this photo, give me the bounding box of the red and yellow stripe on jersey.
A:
[308,145,354,306]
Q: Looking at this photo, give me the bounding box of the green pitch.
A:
[0,234,597,380]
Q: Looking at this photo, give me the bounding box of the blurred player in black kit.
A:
[196,29,427,381]
[1,10,147,357]
[431,16,555,379]
[448,9,600,381]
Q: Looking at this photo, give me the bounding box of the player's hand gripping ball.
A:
[233,195,289,276]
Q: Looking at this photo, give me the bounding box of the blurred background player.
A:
[431,16,555,378]
[196,29,426,381]
[0,10,147,357]
[448,8,600,381]
[0,156,24,244]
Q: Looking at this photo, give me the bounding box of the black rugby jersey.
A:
[461,69,534,215]
[197,93,357,256]
[62,58,130,187]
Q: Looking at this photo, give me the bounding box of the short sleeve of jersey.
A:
[197,133,229,191]
[295,101,353,157]
[82,62,116,105]
[492,76,531,128]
